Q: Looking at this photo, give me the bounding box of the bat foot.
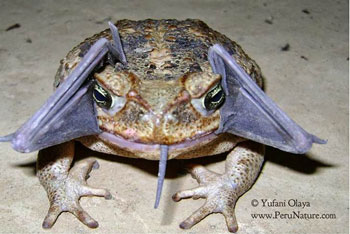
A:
[41,158,111,229]
[172,164,239,233]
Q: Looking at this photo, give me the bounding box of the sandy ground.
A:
[0,0,348,233]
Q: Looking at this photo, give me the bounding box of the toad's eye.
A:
[93,83,113,109]
[203,82,225,111]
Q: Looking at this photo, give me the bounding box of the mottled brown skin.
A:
[38,19,265,232]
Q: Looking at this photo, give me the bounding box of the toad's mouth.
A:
[98,130,218,209]
[98,131,218,152]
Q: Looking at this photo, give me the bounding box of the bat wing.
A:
[208,44,326,154]
[1,38,108,152]
[0,22,127,153]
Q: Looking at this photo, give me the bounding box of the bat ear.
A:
[208,44,326,154]
[107,22,127,65]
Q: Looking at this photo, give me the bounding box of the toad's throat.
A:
[98,131,217,154]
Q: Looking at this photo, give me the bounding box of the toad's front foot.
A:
[42,159,111,228]
[173,141,264,233]
[173,165,240,232]
[37,142,111,229]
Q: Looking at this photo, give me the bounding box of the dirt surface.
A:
[0,0,348,233]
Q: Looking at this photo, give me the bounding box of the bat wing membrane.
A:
[209,44,326,154]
